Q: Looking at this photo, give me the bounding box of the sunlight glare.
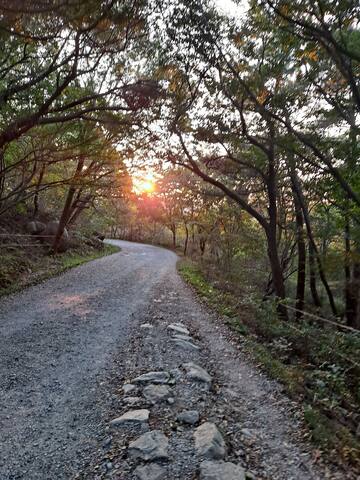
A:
[133,172,156,194]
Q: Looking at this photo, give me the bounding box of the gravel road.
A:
[0,240,351,479]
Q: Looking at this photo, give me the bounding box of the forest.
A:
[0,0,360,470]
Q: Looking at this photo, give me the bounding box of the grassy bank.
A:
[178,258,360,470]
[0,242,119,298]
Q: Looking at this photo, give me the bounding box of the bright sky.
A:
[132,171,157,194]
[214,0,248,19]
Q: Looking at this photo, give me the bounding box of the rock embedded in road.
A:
[199,460,246,480]
[172,338,200,351]
[167,324,190,335]
[110,409,149,426]
[123,396,143,406]
[172,333,194,342]
[183,362,212,384]
[194,422,227,460]
[133,371,170,385]
[123,383,136,394]
[143,384,171,404]
[177,410,200,425]
[134,463,167,480]
[140,323,153,329]
[129,430,169,461]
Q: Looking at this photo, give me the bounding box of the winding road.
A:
[0,240,345,479]
[0,241,177,479]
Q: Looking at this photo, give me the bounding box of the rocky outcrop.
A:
[110,409,149,426]
[134,464,166,480]
[177,410,200,425]
[143,384,171,404]
[183,362,212,384]
[129,430,169,461]
[133,371,170,385]
[194,422,227,460]
[199,460,246,480]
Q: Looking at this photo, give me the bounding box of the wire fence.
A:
[0,233,54,248]
[280,302,360,334]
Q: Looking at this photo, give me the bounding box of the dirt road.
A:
[0,241,347,479]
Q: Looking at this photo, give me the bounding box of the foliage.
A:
[178,257,360,466]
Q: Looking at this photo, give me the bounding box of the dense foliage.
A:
[0,0,360,467]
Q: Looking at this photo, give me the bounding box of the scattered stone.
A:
[199,460,246,480]
[240,428,255,439]
[169,367,183,381]
[167,397,175,405]
[140,323,153,329]
[194,422,226,460]
[143,384,170,404]
[172,338,199,351]
[177,410,200,425]
[123,396,143,406]
[133,371,170,384]
[102,436,112,449]
[128,430,169,461]
[110,409,149,426]
[172,333,193,342]
[123,383,136,394]
[183,362,212,384]
[134,464,166,480]
[245,472,256,479]
[167,324,190,335]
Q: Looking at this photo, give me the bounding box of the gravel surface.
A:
[0,240,353,479]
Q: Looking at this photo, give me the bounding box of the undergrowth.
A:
[0,243,119,297]
[178,258,360,469]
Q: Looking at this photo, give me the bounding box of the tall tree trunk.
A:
[353,252,360,329]
[344,211,356,324]
[346,239,360,329]
[266,126,288,319]
[0,148,5,206]
[52,157,84,253]
[184,223,189,255]
[292,184,306,319]
[308,242,322,308]
[265,226,288,319]
[171,224,176,248]
[291,169,337,315]
[33,163,46,218]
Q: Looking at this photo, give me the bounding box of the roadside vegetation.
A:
[178,259,360,468]
[0,234,119,297]
[0,0,359,473]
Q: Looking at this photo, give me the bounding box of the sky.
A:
[214,0,248,19]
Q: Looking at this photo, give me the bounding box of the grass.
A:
[178,258,360,469]
[0,243,120,297]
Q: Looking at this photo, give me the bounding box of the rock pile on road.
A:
[107,323,250,480]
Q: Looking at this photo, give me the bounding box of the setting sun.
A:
[132,172,156,194]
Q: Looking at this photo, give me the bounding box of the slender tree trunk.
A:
[184,223,189,255]
[292,184,306,319]
[344,211,356,324]
[353,252,360,329]
[171,224,176,248]
[266,126,288,319]
[291,169,337,315]
[0,148,5,207]
[52,157,84,253]
[33,163,46,218]
[265,226,288,319]
[308,242,322,308]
